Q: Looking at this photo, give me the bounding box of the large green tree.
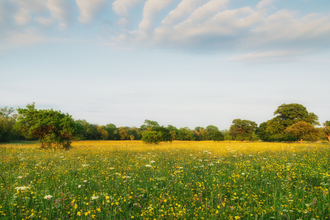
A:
[141,119,172,144]
[286,121,319,143]
[264,103,319,142]
[229,119,258,141]
[14,103,80,149]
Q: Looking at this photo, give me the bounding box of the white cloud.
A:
[161,0,209,26]
[256,0,275,10]
[76,0,105,25]
[154,5,256,47]
[248,10,330,49]
[46,0,73,29]
[112,0,142,16]
[139,0,175,33]
[184,0,229,24]
[34,17,54,27]
[14,8,32,26]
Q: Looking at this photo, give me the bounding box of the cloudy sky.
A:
[1,0,330,129]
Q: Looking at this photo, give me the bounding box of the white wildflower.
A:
[145,165,152,168]
[44,195,53,200]
[91,196,99,200]
[15,186,30,191]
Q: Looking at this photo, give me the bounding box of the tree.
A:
[0,107,17,142]
[167,125,178,140]
[177,127,195,140]
[97,125,109,140]
[128,126,142,140]
[193,127,208,141]
[256,122,272,142]
[286,121,319,143]
[105,123,118,140]
[265,103,319,142]
[274,103,319,126]
[205,125,224,141]
[141,131,162,144]
[229,119,257,141]
[323,121,330,142]
[119,126,129,140]
[14,103,80,149]
[141,119,160,130]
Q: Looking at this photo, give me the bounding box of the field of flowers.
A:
[1,141,330,219]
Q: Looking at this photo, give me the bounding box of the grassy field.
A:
[1,141,330,219]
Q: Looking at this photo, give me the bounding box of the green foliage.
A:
[205,125,224,141]
[263,103,320,142]
[75,120,101,140]
[97,125,109,140]
[323,121,330,142]
[141,119,160,131]
[274,103,319,126]
[177,127,195,140]
[0,107,21,142]
[229,119,258,141]
[152,126,173,142]
[105,123,119,140]
[167,125,179,140]
[141,130,162,144]
[286,121,319,142]
[14,103,79,149]
[0,116,13,142]
[119,126,129,140]
[193,126,206,141]
[256,122,271,142]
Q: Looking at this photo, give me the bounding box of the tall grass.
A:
[0,141,330,219]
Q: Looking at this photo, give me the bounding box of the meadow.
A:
[0,141,330,220]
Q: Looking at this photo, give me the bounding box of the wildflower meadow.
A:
[1,141,330,219]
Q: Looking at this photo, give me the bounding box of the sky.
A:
[1,0,330,130]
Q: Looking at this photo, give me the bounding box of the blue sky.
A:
[1,0,330,129]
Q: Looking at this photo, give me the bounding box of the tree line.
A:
[0,103,329,148]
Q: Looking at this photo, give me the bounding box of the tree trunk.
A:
[327,136,330,142]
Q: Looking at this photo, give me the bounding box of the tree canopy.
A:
[229,119,258,141]
[14,103,80,149]
[260,103,320,142]
[286,121,319,143]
